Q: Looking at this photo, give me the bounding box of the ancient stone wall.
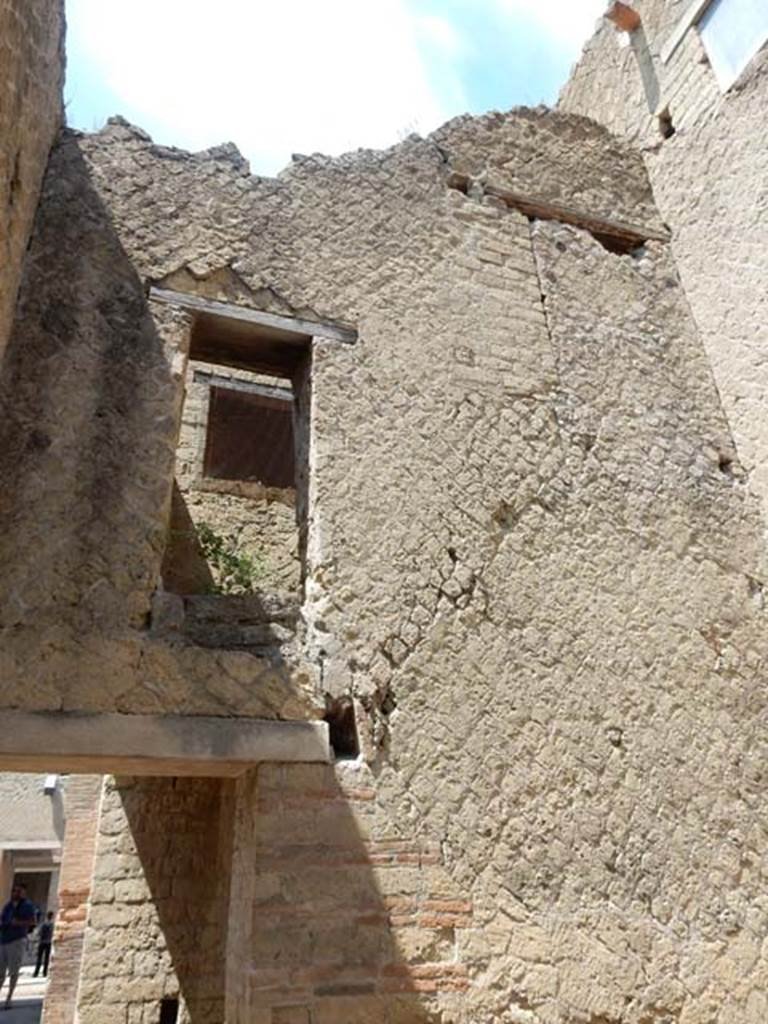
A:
[82,765,473,1024]
[38,108,768,1022]
[0,0,64,361]
[560,0,717,145]
[0,129,320,720]
[227,762,472,1024]
[561,0,768,542]
[74,776,234,1024]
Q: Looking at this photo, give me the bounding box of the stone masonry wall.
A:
[82,764,474,1024]
[75,776,234,1024]
[228,762,473,1024]
[46,108,768,1022]
[560,0,717,145]
[0,130,320,720]
[0,0,64,361]
[561,1,768,543]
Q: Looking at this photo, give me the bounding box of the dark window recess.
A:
[324,696,359,759]
[203,386,295,488]
[159,998,179,1024]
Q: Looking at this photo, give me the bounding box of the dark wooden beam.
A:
[449,173,669,252]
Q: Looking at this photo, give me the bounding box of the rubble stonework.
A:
[561,0,768,541]
[0,0,64,361]
[1,1,768,1022]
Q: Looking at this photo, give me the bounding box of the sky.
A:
[64,0,607,177]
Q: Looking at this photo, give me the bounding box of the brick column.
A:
[42,775,104,1024]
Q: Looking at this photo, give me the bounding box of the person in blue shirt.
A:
[0,884,36,1009]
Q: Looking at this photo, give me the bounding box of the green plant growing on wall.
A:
[195,522,265,594]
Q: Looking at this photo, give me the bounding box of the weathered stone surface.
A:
[42,775,103,1024]
[0,0,64,362]
[30,105,764,1023]
[432,105,666,235]
[75,777,234,1024]
[0,711,329,776]
[561,0,768,543]
[4,10,768,1022]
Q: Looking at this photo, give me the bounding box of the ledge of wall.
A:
[0,712,330,776]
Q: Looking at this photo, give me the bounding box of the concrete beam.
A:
[0,712,330,777]
[0,842,62,851]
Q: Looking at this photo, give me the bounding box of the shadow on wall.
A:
[112,776,234,1024]
[0,131,309,718]
[161,481,217,595]
[80,768,470,1024]
[228,764,470,1024]
[0,130,177,642]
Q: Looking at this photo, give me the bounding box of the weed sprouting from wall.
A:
[194,522,265,594]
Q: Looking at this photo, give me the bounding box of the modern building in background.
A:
[0,775,64,919]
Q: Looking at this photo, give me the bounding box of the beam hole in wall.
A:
[591,230,646,257]
[159,997,180,1024]
[324,696,360,760]
[658,107,676,139]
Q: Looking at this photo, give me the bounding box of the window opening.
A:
[164,351,304,599]
[698,0,768,89]
[203,385,295,489]
[152,292,328,602]
[150,288,355,642]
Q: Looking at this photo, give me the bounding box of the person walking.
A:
[0,883,36,1010]
[34,912,54,979]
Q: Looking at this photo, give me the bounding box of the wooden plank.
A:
[483,183,670,247]
[192,369,293,401]
[449,173,669,249]
[149,287,357,345]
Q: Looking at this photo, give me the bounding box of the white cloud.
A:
[495,0,606,49]
[67,0,467,174]
[414,13,466,59]
[66,0,609,174]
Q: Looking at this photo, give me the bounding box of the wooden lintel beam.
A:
[149,287,358,345]
[484,184,669,247]
[449,173,669,249]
